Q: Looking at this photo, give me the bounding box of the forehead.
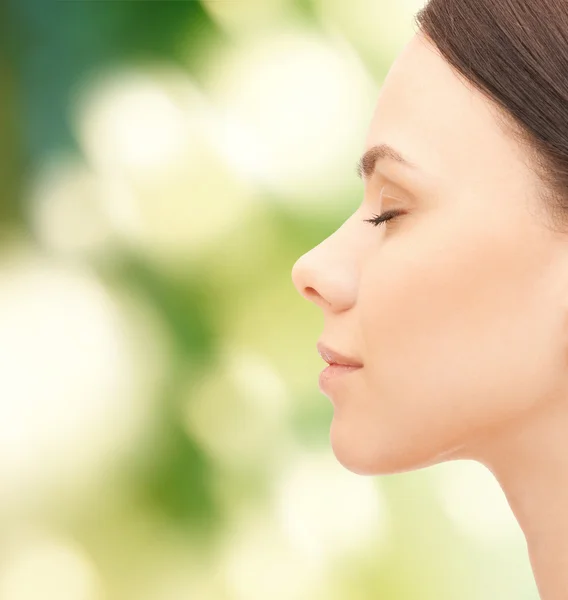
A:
[365,34,530,189]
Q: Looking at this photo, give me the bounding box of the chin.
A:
[329,418,458,476]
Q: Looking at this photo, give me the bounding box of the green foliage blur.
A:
[0,1,540,599]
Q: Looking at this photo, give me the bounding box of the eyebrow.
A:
[356,143,419,181]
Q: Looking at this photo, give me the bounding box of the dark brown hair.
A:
[414,0,568,232]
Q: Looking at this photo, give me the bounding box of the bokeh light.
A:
[432,460,524,543]
[0,532,103,600]
[183,345,292,470]
[273,449,389,566]
[0,244,166,513]
[73,65,258,266]
[29,153,117,259]
[219,509,325,600]
[205,27,378,209]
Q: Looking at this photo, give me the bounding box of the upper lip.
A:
[317,341,363,367]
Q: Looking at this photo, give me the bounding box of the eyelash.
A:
[363,210,403,228]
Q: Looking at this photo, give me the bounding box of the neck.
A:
[463,395,568,600]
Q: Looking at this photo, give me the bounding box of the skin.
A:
[291,32,568,600]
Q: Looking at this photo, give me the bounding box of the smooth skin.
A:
[292,32,568,600]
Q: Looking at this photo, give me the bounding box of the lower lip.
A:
[319,364,362,393]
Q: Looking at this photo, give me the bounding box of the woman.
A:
[291,1,568,598]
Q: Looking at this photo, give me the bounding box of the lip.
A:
[318,363,362,395]
[316,341,363,368]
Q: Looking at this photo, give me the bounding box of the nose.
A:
[291,235,358,313]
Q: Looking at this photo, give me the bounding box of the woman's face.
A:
[291,33,568,476]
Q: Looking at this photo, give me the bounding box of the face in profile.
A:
[291,32,568,476]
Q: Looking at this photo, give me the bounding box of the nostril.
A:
[291,256,328,307]
[303,286,330,308]
[304,286,319,300]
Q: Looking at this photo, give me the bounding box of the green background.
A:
[0,1,539,598]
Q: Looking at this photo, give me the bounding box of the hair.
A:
[414,0,568,233]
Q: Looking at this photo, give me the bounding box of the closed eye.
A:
[362,210,404,228]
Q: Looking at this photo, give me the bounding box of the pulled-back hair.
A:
[415,0,568,232]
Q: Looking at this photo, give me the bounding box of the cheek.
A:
[338,221,562,474]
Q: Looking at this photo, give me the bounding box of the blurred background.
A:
[0,1,540,598]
